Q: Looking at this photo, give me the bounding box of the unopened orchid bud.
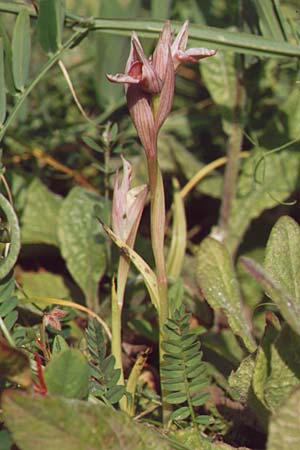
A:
[112,156,147,246]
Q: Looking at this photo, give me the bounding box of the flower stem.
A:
[147,155,170,425]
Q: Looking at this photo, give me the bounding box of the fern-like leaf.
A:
[86,318,125,405]
[161,306,211,428]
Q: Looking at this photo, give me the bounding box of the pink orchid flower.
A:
[107,21,216,158]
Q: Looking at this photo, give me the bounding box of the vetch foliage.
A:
[161,306,211,427]
[86,318,126,405]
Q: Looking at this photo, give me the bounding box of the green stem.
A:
[111,280,124,386]
[0,315,15,346]
[147,155,170,425]
[0,29,86,143]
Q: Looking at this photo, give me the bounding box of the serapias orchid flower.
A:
[107,21,216,158]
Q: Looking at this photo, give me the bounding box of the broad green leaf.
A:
[227,148,300,253]
[20,272,70,299]
[58,187,108,311]
[0,341,32,387]
[240,257,300,335]
[228,354,255,403]
[44,348,89,399]
[264,325,300,411]
[201,49,237,135]
[2,390,172,450]
[36,0,65,54]
[267,388,300,450]
[21,179,63,246]
[0,38,6,125]
[250,316,300,425]
[196,237,256,352]
[169,428,239,449]
[12,9,31,91]
[264,216,300,332]
[167,179,187,279]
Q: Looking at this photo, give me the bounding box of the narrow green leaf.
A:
[267,388,300,450]
[0,38,6,125]
[197,237,256,352]
[58,188,108,311]
[186,365,207,379]
[36,0,65,54]
[195,415,212,425]
[240,256,300,335]
[171,406,191,421]
[191,392,210,407]
[163,381,185,392]
[254,0,286,41]
[12,9,31,91]
[2,391,172,450]
[89,18,300,58]
[105,385,126,404]
[4,310,18,330]
[0,296,18,317]
[100,220,160,312]
[166,391,187,405]
[161,369,185,379]
[44,349,89,400]
[168,278,184,317]
[189,380,210,394]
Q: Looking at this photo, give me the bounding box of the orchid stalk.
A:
[107,20,216,423]
[111,156,147,393]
